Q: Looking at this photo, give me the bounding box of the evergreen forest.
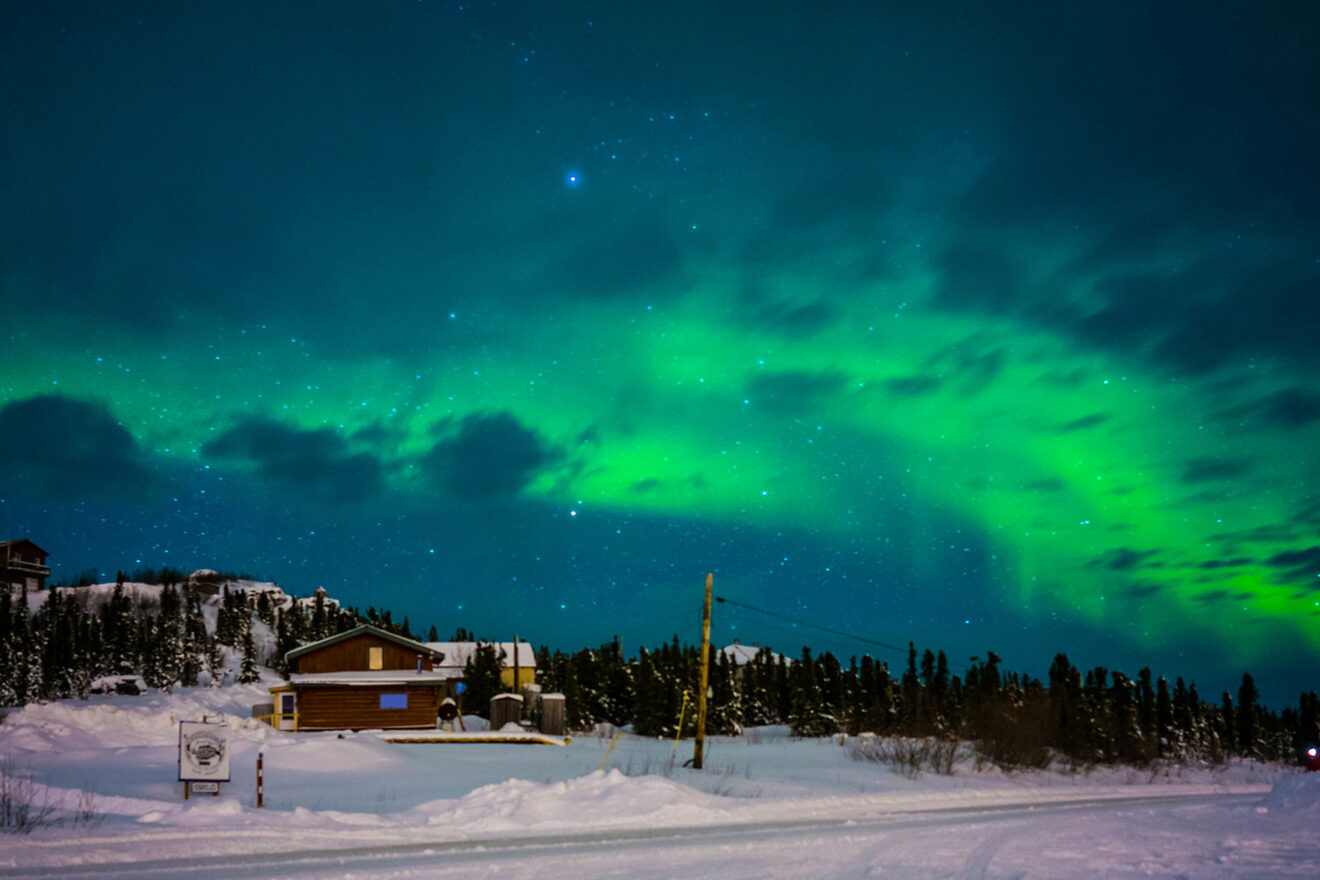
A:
[4,576,1319,772]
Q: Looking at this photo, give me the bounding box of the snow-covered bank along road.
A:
[4,788,1313,880]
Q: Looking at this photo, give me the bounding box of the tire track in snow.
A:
[1,792,1260,879]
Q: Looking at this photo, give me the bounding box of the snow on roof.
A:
[287,670,455,686]
[720,640,787,666]
[425,641,538,669]
[287,624,441,662]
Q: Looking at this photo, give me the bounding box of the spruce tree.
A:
[1220,692,1236,757]
[789,647,831,736]
[238,627,260,684]
[708,650,741,735]
[204,632,225,686]
[462,643,504,718]
[1156,676,1174,757]
[631,648,663,736]
[1237,673,1260,756]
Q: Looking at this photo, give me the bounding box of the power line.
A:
[714,595,909,656]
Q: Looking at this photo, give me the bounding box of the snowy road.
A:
[10,791,1312,880]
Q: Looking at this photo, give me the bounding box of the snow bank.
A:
[413,769,725,834]
[0,682,281,751]
[1263,772,1320,811]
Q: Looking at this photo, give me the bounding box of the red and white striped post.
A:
[257,751,264,808]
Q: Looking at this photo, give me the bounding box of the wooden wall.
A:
[295,633,434,674]
[295,684,442,731]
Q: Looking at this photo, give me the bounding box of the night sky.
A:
[4,2,1319,706]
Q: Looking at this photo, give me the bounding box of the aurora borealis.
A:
[3,2,1318,705]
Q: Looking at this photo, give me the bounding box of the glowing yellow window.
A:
[368,646,383,670]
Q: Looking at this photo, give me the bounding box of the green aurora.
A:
[2,2,1318,704]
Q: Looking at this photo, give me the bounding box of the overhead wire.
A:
[714,595,909,656]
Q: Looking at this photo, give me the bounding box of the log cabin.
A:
[269,624,448,731]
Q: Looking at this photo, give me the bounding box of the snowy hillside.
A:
[20,578,290,668]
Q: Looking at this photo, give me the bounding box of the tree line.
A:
[530,638,1320,769]
[5,578,1319,770]
[0,577,386,706]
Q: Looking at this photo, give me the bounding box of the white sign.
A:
[178,720,230,782]
[190,781,220,794]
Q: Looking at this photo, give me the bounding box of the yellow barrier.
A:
[673,689,690,754]
[596,730,624,771]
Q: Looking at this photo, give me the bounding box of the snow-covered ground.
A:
[1,678,1317,878]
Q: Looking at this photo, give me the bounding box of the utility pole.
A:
[694,572,713,770]
[512,634,520,694]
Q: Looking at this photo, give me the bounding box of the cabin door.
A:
[278,692,297,731]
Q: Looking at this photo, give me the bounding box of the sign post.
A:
[179,719,230,799]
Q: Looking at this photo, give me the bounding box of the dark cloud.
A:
[924,338,1007,397]
[751,298,836,339]
[1150,265,1320,375]
[0,395,160,498]
[1210,524,1302,546]
[933,245,1024,312]
[555,215,684,300]
[1265,546,1320,585]
[424,411,560,501]
[1059,413,1110,433]
[936,2,1320,380]
[1181,458,1249,484]
[1021,478,1066,493]
[1126,583,1162,598]
[954,4,1320,231]
[745,371,847,415]
[1260,388,1320,430]
[1090,547,1159,572]
[741,172,892,264]
[203,418,383,504]
[883,376,941,398]
[1031,253,1320,376]
[1199,558,1253,570]
[1194,590,1235,604]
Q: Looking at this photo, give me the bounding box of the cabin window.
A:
[368,646,383,670]
[380,693,407,709]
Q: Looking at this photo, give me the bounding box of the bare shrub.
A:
[0,758,58,833]
[847,735,960,778]
[72,787,102,830]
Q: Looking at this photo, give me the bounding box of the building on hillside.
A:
[187,570,301,612]
[267,624,448,732]
[425,640,537,691]
[295,586,340,613]
[184,569,229,596]
[2,539,50,591]
[720,639,788,680]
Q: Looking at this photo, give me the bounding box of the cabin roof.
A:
[1,538,49,557]
[287,670,454,686]
[285,623,445,663]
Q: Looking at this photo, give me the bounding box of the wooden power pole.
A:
[694,572,713,770]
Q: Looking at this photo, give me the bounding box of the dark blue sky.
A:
[3,2,1319,706]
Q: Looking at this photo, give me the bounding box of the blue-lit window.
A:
[380,693,407,709]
